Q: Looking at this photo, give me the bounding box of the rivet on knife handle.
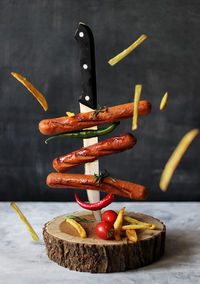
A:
[74,22,97,109]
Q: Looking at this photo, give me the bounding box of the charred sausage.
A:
[53,133,137,172]
[39,101,151,135]
[46,173,148,200]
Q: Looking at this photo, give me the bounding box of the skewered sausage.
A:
[39,101,151,135]
[46,173,148,200]
[53,133,137,172]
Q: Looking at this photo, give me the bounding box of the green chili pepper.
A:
[45,122,120,144]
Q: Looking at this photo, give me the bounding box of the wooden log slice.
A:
[43,211,166,273]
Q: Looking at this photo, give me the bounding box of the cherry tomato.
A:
[95,221,114,240]
[102,210,118,225]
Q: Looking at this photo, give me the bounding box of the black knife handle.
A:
[74,22,97,109]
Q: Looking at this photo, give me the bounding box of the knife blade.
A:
[75,22,101,221]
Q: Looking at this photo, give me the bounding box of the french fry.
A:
[10,202,39,242]
[66,218,87,238]
[122,224,151,230]
[160,92,168,110]
[108,34,147,66]
[114,207,125,241]
[124,215,156,229]
[160,128,199,191]
[132,85,142,130]
[66,112,75,117]
[126,229,137,242]
[11,72,48,111]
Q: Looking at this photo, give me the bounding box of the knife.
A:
[75,22,101,221]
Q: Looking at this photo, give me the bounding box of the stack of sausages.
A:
[39,101,151,200]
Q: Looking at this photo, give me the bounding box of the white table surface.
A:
[0,202,200,284]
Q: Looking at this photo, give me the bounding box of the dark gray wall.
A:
[0,0,200,201]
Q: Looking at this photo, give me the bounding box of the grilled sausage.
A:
[39,101,151,135]
[53,133,137,172]
[46,173,148,200]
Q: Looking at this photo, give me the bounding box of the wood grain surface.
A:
[43,211,166,272]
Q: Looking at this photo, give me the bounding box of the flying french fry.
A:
[160,128,199,191]
[10,202,39,242]
[160,92,168,110]
[11,72,48,111]
[66,112,75,117]
[108,34,147,66]
[132,85,142,130]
